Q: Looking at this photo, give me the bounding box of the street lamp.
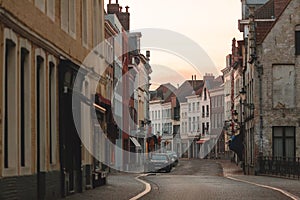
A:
[233,110,238,122]
[240,88,246,102]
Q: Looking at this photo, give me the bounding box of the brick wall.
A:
[254,0,300,157]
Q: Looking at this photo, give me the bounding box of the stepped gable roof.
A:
[175,80,204,103]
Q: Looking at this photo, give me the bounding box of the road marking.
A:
[129,174,151,200]
[226,176,300,200]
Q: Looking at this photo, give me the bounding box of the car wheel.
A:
[166,166,171,173]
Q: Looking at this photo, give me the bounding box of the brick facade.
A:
[254,0,300,157]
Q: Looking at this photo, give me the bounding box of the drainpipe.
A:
[257,62,263,154]
[249,6,264,173]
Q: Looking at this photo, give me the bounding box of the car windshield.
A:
[151,155,168,160]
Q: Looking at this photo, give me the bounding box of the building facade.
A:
[209,77,225,159]
[226,0,300,175]
[0,0,106,198]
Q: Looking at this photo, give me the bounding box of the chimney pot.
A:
[146,50,150,58]
[116,0,118,4]
[109,0,111,4]
[125,6,129,13]
[119,6,122,12]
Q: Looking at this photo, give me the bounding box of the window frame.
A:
[272,126,296,158]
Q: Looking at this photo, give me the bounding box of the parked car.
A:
[148,153,173,173]
[166,151,179,167]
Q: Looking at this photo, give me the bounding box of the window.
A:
[206,122,209,134]
[49,57,57,165]
[188,103,191,112]
[272,65,295,108]
[93,0,102,47]
[197,102,200,111]
[202,123,205,135]
[20,48,31,167]
[192,103,195,112]
[193,117,196,131]
[4,37,17,170]
[47,0,55,21]
[36,50,47,172]
[296,25,300,55]
[202,106,205,117]
[188,118,191,132]
[204,88,207,100]
[82,0,88,46]
[158,110,160,119]
[61,0,76,38]
[35,0,46,13]
[273,127,295,158]
[206,105,209,117]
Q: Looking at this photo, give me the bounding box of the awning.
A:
[130,137,142,149]
[94,103,106,113]
[196,138,210,144]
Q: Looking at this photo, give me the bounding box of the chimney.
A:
[119,6,122,12]
[203,73,214,81]
[117,6,130,31]
[146,50,150,59]
[107,0,120,14]
[191,75,194,89]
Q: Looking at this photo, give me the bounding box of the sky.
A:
[104,0,243,89]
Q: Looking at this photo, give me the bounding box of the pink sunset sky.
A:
[104,0,243,89]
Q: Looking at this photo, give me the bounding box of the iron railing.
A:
[258,156,300,179]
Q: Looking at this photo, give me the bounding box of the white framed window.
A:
[48,55,57,166]
[82,0,89,47]
[35,48,47,172]
[35,0,46,13]
[47,0,55,21]
[19,38,32,175]
[61,0,76,38]
[3,29,18,176]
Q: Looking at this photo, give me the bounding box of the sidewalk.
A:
[218,159,300,199]
[217,159,244,176]
[65,172,145,200]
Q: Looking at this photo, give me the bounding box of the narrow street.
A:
[139,160,297,200]
[67,159,300,200]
